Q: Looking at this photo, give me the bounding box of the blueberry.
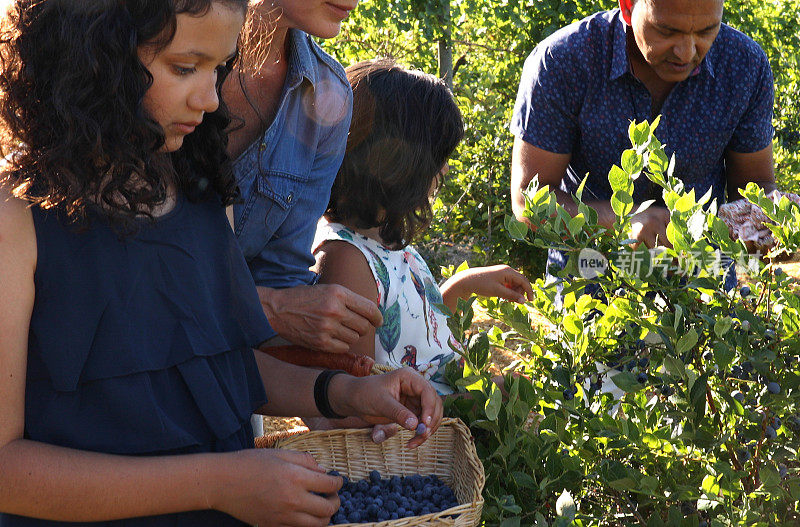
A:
[397,507,407,517]
[767,382,781,394]
[563,389,574,401]
[366,503,379,517]
[737,448,751,463]
[732,390,745,403]
[638,357,650,368]
[742,361,753,373]
[637,372,647,383]
[779,463,788,479]
[740,285,751,297]
[775,267,784,277]
[765,329,777,340]
[369,470,381,484]
[348,511,361,523]
[416,422,427,436]
[773,417,782,429]
[765,426,777,439]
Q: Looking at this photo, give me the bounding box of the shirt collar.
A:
[286,28,317,89]
[609,9,716,81]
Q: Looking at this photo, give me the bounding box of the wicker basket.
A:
[255,417,485,526]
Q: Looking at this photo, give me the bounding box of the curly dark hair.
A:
[326,58,464,249]
[0,0,247,223]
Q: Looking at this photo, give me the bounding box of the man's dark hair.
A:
[0,0,247,224]
[327,58,464,249]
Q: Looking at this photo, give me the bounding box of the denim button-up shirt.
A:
[233,29,352,290]
[511,9,774,207]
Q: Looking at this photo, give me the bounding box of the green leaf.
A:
[675,329,698,355]
[663,355,686,379]
[610,371,646,392]
[611,190,634,217]
[760,466,781,488]
[714,317,733,339]
[689,372,709,420]
[609,165,630,193]
[485,383,502,420]
[505,215,529,240]
[621,148,644,176]
[567,213,586,237]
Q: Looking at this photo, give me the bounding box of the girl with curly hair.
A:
[0,2,441,526]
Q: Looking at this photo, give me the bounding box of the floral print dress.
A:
[314,221,461,394]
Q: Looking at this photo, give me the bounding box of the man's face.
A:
[627,0,724,83]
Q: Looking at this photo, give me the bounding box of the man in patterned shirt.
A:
[510,0,776,255]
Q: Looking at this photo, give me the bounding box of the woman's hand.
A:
[327,368,443,449]
[441,264,533,310]
[211,448,342,526]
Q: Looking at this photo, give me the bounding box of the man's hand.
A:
[630,206,671,249]
[258,284,382,353]
[327,368,443,449]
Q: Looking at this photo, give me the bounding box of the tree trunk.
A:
[437,0,453,89]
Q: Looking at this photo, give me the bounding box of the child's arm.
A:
[439,264,534,312]
[312,240,379,358]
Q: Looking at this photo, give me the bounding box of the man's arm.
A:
[725,144,776,201]
[511,137,670,247]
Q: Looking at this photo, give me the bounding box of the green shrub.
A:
[445,120,800,526]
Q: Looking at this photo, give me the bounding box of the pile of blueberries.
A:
[327,469,460,524]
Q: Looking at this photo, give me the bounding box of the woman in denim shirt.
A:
[223,1,383,360]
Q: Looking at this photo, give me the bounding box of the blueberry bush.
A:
[443,121,800,526]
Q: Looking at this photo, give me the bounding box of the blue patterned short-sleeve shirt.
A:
[511,9,774,207]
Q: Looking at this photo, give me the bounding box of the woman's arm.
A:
[312,240,379,358]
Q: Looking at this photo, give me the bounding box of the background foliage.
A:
[323,0,800,278]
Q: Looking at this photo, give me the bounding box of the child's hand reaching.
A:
[440,264,533,310]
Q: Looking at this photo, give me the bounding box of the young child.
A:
[0,4,440,526]
[313,58,533,395]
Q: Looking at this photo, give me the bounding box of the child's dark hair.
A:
[0,0,247,222]
[327,58,464,249]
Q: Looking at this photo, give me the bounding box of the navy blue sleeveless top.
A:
[1,194,274,526]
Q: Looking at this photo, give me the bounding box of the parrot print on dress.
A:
[363,245,390,305]
[403,251,430,342]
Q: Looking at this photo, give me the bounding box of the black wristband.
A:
[314,369,347,419]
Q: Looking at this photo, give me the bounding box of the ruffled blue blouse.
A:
[2,194,272,526]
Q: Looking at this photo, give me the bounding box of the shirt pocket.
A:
[235,170,307,260]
